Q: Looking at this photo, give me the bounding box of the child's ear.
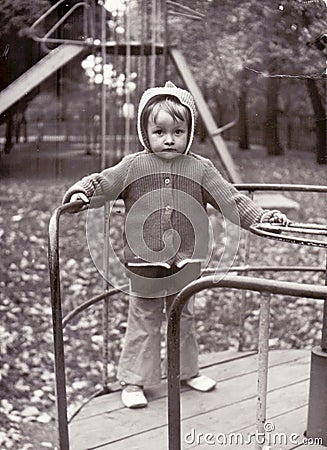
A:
[165,81,177,89]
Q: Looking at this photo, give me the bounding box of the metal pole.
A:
[102,203,110,388]
[100,0,107,171]
[124,2,131,155]
[163,0,168,83]
[321,251,327,351]
[48,207,71,450]
[307,251,327,444]
[99,0,110,389]
[150,0,157,86]
[239,191,254,351]
[167,300,183,450]
[306,46,327,445]
[255,293,271,450]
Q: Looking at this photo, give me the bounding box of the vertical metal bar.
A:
[163,0,168,83]
[321,251,327,351]
[307,248,327,444]
[124,1,131,155]
[145,0,150,89]
[238,191,254,351]
[48,210,69,450]
[113,24,119,162]
[140,0,145,94]
[256,292,271,450]
[82,1,88,40]
[89,0,96,39]
[102,203,110,388]
[99,0,110,388]
[167,302,183,450]
[150,0,157,86]
[100,1,107,171]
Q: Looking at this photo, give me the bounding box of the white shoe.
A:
[121,384,148,408]
[185,374,216,392]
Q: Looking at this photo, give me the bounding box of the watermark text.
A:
[184,423,323,447]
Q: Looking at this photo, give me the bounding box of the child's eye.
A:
[175,129,184,135]
[155,130,163,135]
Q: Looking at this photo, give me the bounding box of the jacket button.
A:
[164,177,170,185]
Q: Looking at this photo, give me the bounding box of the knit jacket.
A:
[63,82,264,268]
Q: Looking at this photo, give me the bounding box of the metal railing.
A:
[48,184,327,450]
[167,276,327,450]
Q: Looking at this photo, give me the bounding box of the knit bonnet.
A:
[137,81,197,154]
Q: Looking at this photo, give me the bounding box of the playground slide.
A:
[169,47,241,183]
[0,44,85,116]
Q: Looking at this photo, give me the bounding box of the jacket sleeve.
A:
[202,159,263,230]
[62,154,134,207]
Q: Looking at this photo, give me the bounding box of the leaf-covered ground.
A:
[0,141,326,449]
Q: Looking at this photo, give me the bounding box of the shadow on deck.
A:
[70,349,326,450]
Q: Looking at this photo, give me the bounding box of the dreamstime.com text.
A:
[184,423,323,447]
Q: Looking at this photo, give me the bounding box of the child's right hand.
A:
[70,192,89,204]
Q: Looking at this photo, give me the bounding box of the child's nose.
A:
[165,133,174,144]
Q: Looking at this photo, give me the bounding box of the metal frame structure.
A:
[29,0,95,52]
[25,0,245,182]
[48,184,327,450]
[166,275,327,450]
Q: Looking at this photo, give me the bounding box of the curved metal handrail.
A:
[47,184,327,450]
[62,284,129,329]
[250,222,327,248]
[234,183,327,192]
[166,275,327,450]
[203,265,325,273]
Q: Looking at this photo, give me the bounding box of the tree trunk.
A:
[238,70,249,150]
[4,112,13,154]
[265,77,284,155]
[306,79,326,165]
[214,92,222,127]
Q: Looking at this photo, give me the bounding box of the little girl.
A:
[63,81,290,408]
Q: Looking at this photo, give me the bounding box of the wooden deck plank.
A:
[70,350,312,450]
[228,406,326,450]
[212,405,309,450]
[91,379,310,449]
[74,351,256,420]
[183,380,309,447]
[73,350,307,420]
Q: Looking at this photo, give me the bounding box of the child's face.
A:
[147,110,188,159]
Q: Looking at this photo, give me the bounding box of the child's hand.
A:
[269,211,291,226]
[70,192,89,204]
[260,209,291,226]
